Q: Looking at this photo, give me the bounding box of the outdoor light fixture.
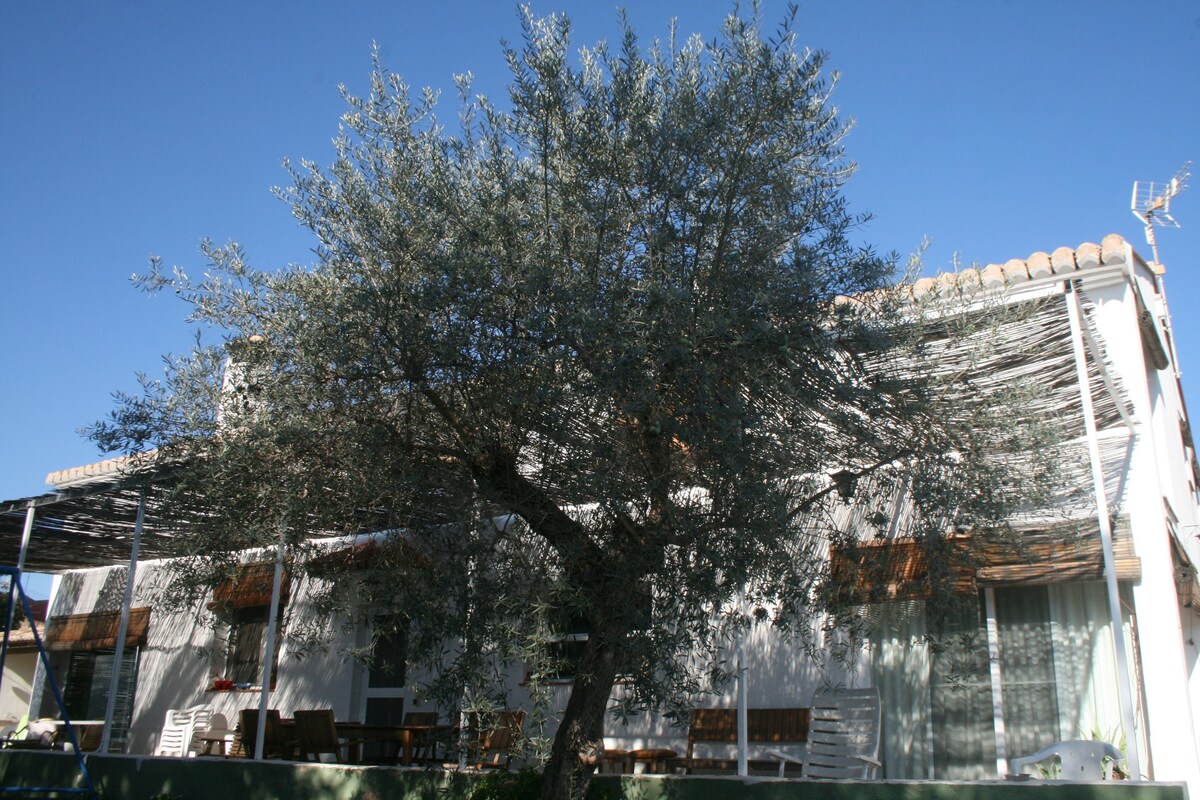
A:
[831,469,857,501]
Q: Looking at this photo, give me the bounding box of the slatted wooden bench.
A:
[669,707,810,774]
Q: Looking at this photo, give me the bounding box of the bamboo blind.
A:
[208,561,290,610]
[44,607,151,651]
[830,516,1140,604]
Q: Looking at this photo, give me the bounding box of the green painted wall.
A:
[0,752,1188,800]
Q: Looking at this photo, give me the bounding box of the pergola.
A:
[0,469,292,761]
[0,477,180,573]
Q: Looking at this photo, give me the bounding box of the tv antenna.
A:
[1131,161,1190,266]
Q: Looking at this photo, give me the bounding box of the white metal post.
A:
[1065,283,1142,780]
[736,638,748,776]
[15,506,34,576]
[99,487,146,754]
[983,588,1007,776]
[253,528,288,760]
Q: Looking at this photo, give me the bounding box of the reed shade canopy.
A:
[0,459,385,573]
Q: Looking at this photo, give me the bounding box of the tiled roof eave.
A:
[904,234,1144,303]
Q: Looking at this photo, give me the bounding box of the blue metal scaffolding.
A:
[0,565,96,799]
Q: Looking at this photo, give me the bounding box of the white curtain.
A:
[869,601,934,778]
[870,582,1127,778]
[1047,582,1123,743]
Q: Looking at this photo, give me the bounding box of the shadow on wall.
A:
[597,616,848,758]
[45,559,856,760]
[132,571,369,754]
[46,563,374,754]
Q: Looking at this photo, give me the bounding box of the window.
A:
[540,584,652,683]
[212,601,285,688]
[367,625,408,689]
[207,562,288,688]
[364,623,409,726]
[57,649,139,752]
[225,605,271,685]
[43,608,149,753]
[546,622,591,682]
[870,583,1130,780]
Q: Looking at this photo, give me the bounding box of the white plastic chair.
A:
[768,687,881,779]
[153,705,214,757]
[1008,739,1124,781]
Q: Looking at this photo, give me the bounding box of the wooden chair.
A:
[769,687,881,779]
[294,709,358,764]
[469,710,525,770]
[671,707,810,774]
[239,709,294,760]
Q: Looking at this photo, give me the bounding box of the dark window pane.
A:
[228,605,269,685]
[61,649,139,752]
[995,586,1059,759]
[929,598,996,780]
[368,625,408,689]
[546,637,588,680]
[62,652,97,720]
[364,696,406,726]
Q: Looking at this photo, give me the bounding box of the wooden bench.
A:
[669,708,810,774]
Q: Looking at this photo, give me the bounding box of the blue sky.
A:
[2,3,1197,510]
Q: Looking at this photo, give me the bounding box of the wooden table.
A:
[601,748,633,774]
[332,722,442,766]
[197,732,234,756]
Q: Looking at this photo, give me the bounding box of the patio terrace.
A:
[0,751,1188,800]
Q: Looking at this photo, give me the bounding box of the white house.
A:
[3,234,1199,791]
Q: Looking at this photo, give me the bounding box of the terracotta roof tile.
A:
[45,451,158,490]
[910,235,1140,300]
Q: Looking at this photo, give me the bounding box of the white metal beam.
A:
[1065,282,1142,780]
[254,527,288,761]
[737,638,748,776]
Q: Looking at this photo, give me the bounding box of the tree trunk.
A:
[540,636,619,800]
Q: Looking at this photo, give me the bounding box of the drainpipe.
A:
[1064,281,1142,779]
[99,486,146,753]
[254,525,288,761]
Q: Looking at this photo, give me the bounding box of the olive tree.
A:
[91,8,1054,799]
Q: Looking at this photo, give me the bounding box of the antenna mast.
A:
[1131,161,1191,267]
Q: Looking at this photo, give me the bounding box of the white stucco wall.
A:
[44,559,360,754]
[1080,258,1200,791]
[0,651,38,725]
